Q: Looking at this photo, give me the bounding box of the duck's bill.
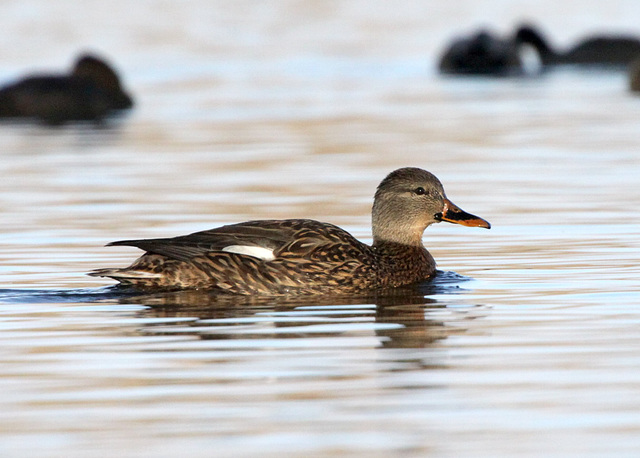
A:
[438,198,491,229]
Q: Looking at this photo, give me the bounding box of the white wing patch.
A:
[222,245,276,261]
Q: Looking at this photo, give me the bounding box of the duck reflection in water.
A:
[0,53,134,125]
[110,271,484,349]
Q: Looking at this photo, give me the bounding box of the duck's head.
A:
[514,24,554,58]
[372,167,490,246]
[72,54,134,109]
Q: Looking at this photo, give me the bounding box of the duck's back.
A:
[0,75,111,123]
[91,219,381,295]
[566,37,640,65]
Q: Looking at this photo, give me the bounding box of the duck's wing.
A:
[567,37,640,64]
[107,219,362,263]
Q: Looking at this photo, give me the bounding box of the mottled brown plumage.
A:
[89,168,490,295]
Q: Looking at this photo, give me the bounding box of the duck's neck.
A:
[372,238,426,254]
[516,27,557,64]
[372,233,423,248]
[372,213,426,247]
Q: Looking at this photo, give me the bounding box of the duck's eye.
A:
[414,187,427,196]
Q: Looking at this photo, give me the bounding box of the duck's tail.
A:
[87,268,163,282]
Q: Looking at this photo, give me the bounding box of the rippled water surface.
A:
[2,1,640,457]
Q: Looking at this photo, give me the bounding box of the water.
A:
[2,1,640,457]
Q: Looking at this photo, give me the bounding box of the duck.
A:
[0,53,134,125]
[515,24,640,67]
[438,29,524,76]
[89,168,490,295]
[629,59,640,92]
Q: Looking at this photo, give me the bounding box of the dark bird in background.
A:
[0,53,134,125]
[438,29,524,77]
[515,24,640,67]
[439,23,640,77]
[629,59,640,92]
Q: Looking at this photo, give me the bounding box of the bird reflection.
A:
[107,271,483,349]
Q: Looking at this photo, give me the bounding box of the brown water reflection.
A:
[110,272,472,349]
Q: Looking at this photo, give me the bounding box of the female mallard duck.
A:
[0,53,133,124]
[89,168,490,295]
[515,24,640,67]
